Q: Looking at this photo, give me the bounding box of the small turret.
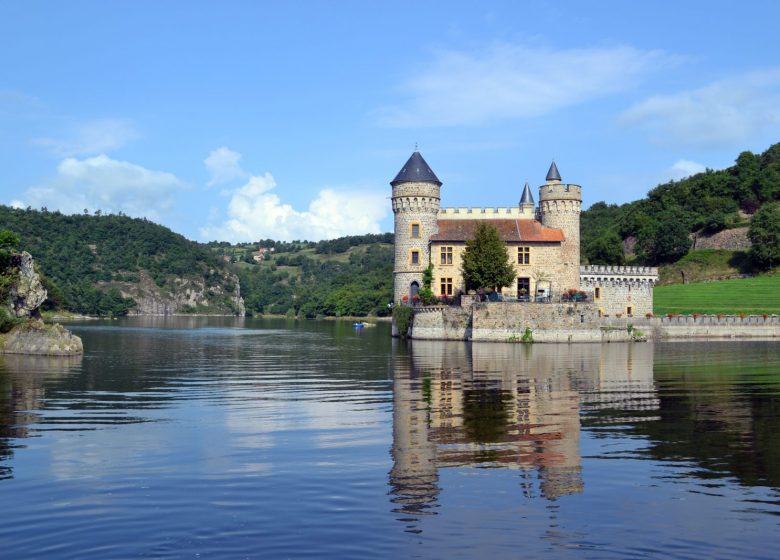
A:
[519,181,535,215]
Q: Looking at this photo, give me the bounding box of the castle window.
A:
[517,246,530,265]
[440,277,453,296]
[410,250,419,266]
[626,306,633,317]
[594,287,601,301]
[440,246,453,265]
[410,223,420,239]
[517,277,530,300]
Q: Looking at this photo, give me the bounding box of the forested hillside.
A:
[206,234,394,318]
[0,207,240,316]
[582,142,780,268]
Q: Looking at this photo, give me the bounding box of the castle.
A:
[390,150,657,318]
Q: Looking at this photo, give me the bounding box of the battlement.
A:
[539,183,582,201]
[438,206,536,219]
[580,265,658,277]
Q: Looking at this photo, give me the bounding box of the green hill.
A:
[582,142,780,270]
[0,207,242,316]
[206,234,394,318]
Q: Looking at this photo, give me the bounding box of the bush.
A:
[393,305,413,338]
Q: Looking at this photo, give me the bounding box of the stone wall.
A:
[469,302,630,343]
[693,227,750,251]
[580,265,658,318]
[409,306,471,340]
[597,313,780,339]
[408,302,634,343]
[405,302,780,342]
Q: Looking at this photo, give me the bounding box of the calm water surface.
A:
[1,317,779,558]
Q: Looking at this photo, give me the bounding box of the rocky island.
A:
[0,251,82,356]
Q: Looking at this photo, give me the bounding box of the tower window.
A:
[518,246,530,265]
[440,246,453,265]
[410,223,420,239]
[410,250,419,265]
[440,277,453,296]
[594,287,601,301]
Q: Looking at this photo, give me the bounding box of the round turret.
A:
[391,151,442,303]
[539,161,582,291]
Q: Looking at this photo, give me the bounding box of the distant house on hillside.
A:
[253,247,275,262]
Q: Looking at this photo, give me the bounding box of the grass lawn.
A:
[654,275,780,315]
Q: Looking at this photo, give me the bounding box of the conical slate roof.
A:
[546,161,561,182]
[391,151,442,186]
[519,182,534,205]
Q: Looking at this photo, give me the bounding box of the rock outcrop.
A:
[104,269,245,316]
[1,251,83,355]
[0,321,83,355]
[8,252,47,318]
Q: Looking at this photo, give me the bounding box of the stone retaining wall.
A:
[404,304,780,342]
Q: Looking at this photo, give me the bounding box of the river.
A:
[1,317,779,558]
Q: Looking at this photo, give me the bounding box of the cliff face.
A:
[105,269,246,316]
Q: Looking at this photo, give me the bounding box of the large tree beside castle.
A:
[461,223,516,292]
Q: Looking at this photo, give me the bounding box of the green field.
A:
[654,275,780,315]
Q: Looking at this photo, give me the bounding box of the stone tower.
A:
[391,151,442,303]
[539,161,582,292]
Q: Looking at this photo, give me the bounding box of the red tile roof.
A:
[430,219,564,243]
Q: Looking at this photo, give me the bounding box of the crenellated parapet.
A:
[580,265,659,286]
[539,183,582,201]
[438,206,536,219]
[392,195,441,214]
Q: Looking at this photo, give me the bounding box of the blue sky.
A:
[2,1,780,242]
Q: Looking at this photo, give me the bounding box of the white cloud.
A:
[201,172,388,242]
[668,159,706,180]
[17,154,186,219]
[205,146,247,186]
[620,69,780,148]
[375,43,674,127]
[33,118,137,157]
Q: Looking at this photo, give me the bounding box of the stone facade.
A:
[390,151,653,315]
[539,184,581,291]
[392,180,441,303]
[580,265,658,318]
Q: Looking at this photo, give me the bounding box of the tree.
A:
[646,221,692,264]
[584,230,625,265]
[748,202,780,270]
[461,222,516,292]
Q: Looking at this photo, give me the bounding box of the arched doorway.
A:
[409,281,420,299]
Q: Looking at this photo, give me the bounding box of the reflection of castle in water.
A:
[389,342,657,521]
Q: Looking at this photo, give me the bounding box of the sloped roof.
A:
[430,219,564,243]
[546,161,561,182]
[391,151,442,186]
[519,182,534,205]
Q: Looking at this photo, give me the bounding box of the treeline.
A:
[582,142,780,266]
[237,243,393,317]
[0,207,225,316]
